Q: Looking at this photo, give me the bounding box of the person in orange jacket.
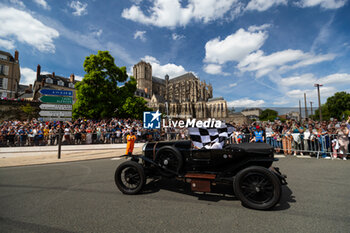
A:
[125,131,136,156]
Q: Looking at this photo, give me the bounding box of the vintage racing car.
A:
[114,140,287,210]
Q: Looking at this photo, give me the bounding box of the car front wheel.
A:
[234,166,282,210]
[115,161,145,195]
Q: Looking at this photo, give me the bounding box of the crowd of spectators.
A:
[1,117,349,159]
[0,118,187,147]
[230,117,350,160]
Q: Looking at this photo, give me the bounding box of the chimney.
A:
[70,74,75,82]
[14,50,19,61]
[36,64,41,80]
[25,84,33,93]
[41,78,45,88]
[52,72,55,78]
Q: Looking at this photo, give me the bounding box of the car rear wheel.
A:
[234,166,281,210]
[115,161,145,195]
[155,146,183,177]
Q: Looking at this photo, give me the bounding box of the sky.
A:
[0,0,349,108]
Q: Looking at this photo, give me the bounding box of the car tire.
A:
[155,146,183,177]
[115,161,145,195]
[234,166,281,210]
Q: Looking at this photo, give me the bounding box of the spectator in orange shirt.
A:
[126,131,136,155]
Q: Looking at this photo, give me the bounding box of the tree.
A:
[20,103,36,120]
[118,96,152,119]
[324,91,350,120]
[312,92,350,120]
[73,51,138,119]
[259,109,278,122]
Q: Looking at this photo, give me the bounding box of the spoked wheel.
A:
[115,161,145,195]
[155,146,183,177]
[234,166,281,210]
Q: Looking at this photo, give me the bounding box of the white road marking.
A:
[111,157,123,160]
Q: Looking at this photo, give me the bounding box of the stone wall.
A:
[0,100,40,121]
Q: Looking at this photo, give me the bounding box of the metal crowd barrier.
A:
[230,133,349,159]
[1,131,349,160]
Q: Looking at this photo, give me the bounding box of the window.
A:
[0,65,9,75]
[0,78,8,89]
[69,83,74,88]
[46,78,53,84]
[0,54,7,60]
[57,80,64,86]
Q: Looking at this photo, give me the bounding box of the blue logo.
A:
[143,110,161,129]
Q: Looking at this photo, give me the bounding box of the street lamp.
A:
[314,84,323,121]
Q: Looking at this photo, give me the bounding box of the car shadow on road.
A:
[141,178,295,210]
[272,186,295,211]
[143,178,239,202]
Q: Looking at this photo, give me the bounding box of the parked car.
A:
[114,140,287,210]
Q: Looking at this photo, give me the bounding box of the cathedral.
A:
[133,61,228,120]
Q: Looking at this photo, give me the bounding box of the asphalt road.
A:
[0,157,349,233]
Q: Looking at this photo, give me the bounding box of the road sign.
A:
[40,89,73,96]
[38,117,72,122]
[39,104,72,110]
[40,96,72,104]
[39,111,72,117]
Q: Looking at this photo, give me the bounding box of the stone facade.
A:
[133,61,228,119]
[0,50,20,98]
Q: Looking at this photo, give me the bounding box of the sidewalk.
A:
[0,143,144,168]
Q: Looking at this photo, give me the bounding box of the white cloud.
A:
[172,33,185,40]
[0,38,15,50]
[204,27,268,64]
[229,83,237,87]
[133,30,146,41]
[280,74,317,87]
[9,0,25,8]
[227,98,265,107]
[203,25,336,78]
[296,0,347,9]
[319,73,350,85]
[74,75,84,81]
[248,24,272,32]
[204,64,222,74]
[92,29,103,37]
[0,7,59,53]
[238,49,335,77]
[286,86,337,99]
[279,53,336,72]
[69,1,88,16]
[122,0,239,28]
[141,55,187,78]
[246,0,287,11]
[20,67,37,85]
[33,0,50,10]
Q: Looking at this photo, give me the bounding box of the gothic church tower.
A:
[133,61,152,97]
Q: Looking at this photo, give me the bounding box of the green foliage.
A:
[118,96,151,120]
[73,51,143,119]
[313,92,350,120]
[324,91,350,120]
[259,109,278,121]
[20,103,35,120]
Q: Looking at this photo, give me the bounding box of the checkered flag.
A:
[188,123,235,149]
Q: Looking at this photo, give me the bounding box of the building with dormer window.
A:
[32,65,78,102]
[0,50,20,98]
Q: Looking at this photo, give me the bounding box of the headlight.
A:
[142,142,148,152]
